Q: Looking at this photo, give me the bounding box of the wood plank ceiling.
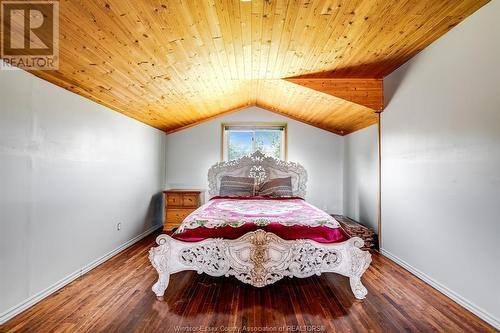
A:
[23,0,488,135]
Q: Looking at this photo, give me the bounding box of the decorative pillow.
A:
[219,176,255,196]
[257,177,293,197]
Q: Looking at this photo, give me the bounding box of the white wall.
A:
[0,69,166,321]
[165,106,344,214]
[382,1,500,327]
[343,124,378,231]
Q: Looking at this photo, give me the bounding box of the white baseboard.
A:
[381,248,499,330]
[0,225,161,325]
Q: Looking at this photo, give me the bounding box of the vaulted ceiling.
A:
[26,0,487,135]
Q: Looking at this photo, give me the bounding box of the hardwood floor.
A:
[1,231,495,333]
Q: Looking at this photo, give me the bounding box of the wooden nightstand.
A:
[163,189,205,231]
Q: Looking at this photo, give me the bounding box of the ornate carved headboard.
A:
[207,151,307,198]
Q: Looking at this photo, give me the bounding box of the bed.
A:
[149,151,372,300]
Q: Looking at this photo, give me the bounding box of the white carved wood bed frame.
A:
[149,151,372,300]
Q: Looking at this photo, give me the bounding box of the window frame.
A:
[220,123,288,161]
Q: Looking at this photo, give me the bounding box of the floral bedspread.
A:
[176,196,341,233]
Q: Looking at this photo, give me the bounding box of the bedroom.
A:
[0,0,498,332]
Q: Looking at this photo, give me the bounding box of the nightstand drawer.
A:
[165,209,193,228]
[182,193,200,207]
[166,193,183,207]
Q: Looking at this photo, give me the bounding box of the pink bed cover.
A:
[173,196,349,243]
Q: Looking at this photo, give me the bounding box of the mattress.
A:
[173,196,349,243]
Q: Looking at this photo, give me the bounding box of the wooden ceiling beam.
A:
[285,78,384,112]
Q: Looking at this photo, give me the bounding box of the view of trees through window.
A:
[225,125,285,161]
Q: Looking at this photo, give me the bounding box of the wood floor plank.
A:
[0,231,496,333]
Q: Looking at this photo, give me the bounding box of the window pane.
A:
[255,130,281,159]
[223,125,286,161]
[227,131,253,160]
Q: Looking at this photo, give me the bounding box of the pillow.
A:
[219,176,255,196]
[257,177,293,197]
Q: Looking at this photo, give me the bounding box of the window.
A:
[222,123,287,161]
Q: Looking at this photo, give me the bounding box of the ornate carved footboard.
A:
[149,230,372,300]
